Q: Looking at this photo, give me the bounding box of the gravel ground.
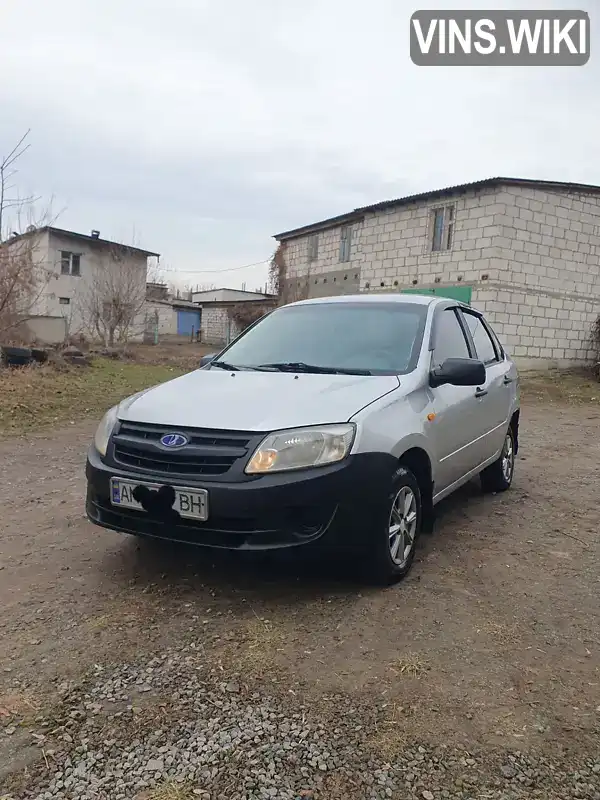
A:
[0,391,599,799]
[3,650,599,800]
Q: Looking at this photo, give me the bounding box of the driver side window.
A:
[432,309,470,368]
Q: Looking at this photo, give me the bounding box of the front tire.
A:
[480,426,515,493]
[363,465,422,585]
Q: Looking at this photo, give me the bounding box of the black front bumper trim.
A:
[85,445,397,552]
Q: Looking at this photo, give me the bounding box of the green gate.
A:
[401,285,472,304]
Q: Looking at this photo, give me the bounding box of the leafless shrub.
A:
[0,130,54,338]
[592,314,600,380]
[268,241,310,306]
[228,300,276,333]
[268,243,285,299]
[79,245,161,347]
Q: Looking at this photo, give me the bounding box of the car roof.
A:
[286,292,449,308]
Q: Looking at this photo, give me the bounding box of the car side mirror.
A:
[199,353,217,368]
[430,357,486,388]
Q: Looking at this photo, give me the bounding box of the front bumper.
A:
[86,445,396,551]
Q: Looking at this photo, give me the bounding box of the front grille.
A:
[111,421,255,477]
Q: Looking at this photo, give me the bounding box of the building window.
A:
[307,234,319,262]
[60,251,81,276]
[59,297,70,305]
[339,225,352,262]
[430,206,455,252]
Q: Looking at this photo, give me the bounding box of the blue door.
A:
[177,309,201,336]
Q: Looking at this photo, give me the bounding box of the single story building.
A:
[143,298,202,341]
[192,288,277,345]
[274,177,600,369]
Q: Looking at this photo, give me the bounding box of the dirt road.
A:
[1,401,599,797]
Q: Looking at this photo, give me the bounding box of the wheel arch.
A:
[397,446,434,533]
[510,408,520,455]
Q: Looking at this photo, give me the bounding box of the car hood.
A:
[119,369,399,431]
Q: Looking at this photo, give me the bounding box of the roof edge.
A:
[4,226,160,258]
[191,288,277,298]
[273,176,600,241]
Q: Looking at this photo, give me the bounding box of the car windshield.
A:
[213,302,428,375]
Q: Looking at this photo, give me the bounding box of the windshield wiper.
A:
[210,360,240,371]
[254,361,371,376]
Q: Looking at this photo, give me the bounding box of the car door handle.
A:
[475,388,488,398]
[503,376,514,385]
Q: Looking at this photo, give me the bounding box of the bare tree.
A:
[0,130,54,338]
[78,243,162,347]
[593,314,600,380]
[268,242,310,305]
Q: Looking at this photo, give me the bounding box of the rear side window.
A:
[432,309,470,367]
[461,311,499,365]
[485,321,505,359]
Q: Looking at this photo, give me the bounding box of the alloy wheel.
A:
[388,486,418,566]
[501,432,515,483]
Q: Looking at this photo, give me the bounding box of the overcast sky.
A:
[1,0,597,290]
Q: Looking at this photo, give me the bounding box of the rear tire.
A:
[362,465,422,585]
[481,426,515,493]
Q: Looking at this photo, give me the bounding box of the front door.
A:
[458,309,514,461]
[427,307,483,494]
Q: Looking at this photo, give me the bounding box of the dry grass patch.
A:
[0,689,39,720]
[520,369,599,405]
[135,781,203,799]
[0,358,186,434]
[214,617,289,678]
[319,771,362,798]
[125,341,213,370]
[389,654,430,679]
[366,701,410,762]
[479,620,522,647]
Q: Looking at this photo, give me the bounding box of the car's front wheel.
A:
[480,426,516,493]
[363,465,422,585]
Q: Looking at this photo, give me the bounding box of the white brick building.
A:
[192,289,277,346]
[5,226,159,344]
[274,178,600,368]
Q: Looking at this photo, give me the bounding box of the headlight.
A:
[245,424,356,474]
[94,405,118,456]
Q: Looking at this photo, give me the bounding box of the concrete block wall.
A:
[471,287,597,367]
[280,183,600,367]
[283,221,365,299]
[143,301,177,336]
[283,186,505,297]
[200,307,230,346]
[471,187,600,366]
[358,186,506,292]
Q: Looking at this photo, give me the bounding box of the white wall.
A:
[281,184,600,367]
[38,232,149,340]
[468,186,600,366]
[200,307,240,345]
[143,300,178,336]
[24,316,67,344]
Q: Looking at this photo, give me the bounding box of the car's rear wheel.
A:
[480,426,515,493]
[363,465,422,585]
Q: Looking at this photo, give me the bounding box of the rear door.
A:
[428,307,483,493]
[458,308,513,461]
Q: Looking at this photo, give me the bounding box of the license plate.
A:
[110,478,208,521]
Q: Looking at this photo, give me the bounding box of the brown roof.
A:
[273,177,600,241]
[6,226,160,257]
